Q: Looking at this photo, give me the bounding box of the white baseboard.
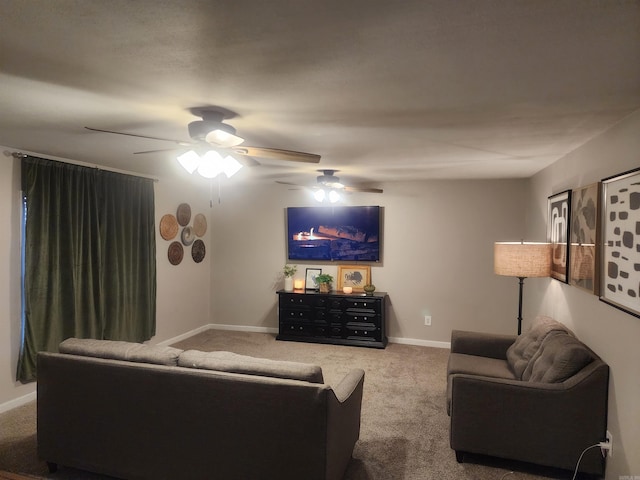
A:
[155,324,278,346]
[154,324,214,346]
[207,324,279,334]
[388,336,451,349]
[0,390,36,414]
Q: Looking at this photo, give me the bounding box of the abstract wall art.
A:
[548,190,571,283]
[600,168,640,317]
[570,183,600,294]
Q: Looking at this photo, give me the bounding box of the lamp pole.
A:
[517,277,525,335]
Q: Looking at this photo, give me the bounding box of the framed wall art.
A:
[305,268,322,291]
[337,265,371,292]
[548,190,571,283]
[600,168,640,318]
[570,183,600,294]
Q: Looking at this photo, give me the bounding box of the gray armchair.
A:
[447,316,609,476]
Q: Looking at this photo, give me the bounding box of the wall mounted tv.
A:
[286,206,381,262]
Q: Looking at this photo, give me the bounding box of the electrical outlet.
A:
[424,315,432,326]
[605,430,613,457]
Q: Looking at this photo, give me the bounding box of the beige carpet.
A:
[0,330,569,480]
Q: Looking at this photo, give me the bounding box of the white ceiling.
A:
[1,1,639,188]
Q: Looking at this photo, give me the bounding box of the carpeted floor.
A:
[0,330,573,480]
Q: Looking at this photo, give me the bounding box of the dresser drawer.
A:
[344,297,381,312]
[346,310,379,324]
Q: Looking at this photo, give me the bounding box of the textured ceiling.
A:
[1,0,639,189]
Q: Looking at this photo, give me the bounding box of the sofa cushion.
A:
[506,316,572,379]
[447,353,515,380]
[525,333,594,383]
[59,338,183,366]
[446,353,516,415]
[178,350,324,384]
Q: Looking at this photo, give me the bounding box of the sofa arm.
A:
[450,330,516,359]
[449,360,609,475]
[326,369,365,480]
[332,368,365,403]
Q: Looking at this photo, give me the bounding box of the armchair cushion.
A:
[525,333,594,383]
[505,315,571,379]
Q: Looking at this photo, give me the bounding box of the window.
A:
[17,156,156,382]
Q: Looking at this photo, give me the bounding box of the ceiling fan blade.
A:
[276,180,310,188]
[237,156,261,167]
[232,146,320,163]
[85,127,192,146]
[344,186,384,194]
[134,148,183,154]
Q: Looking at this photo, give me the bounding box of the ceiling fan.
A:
[277,169,383,194]
[85,106,321,165]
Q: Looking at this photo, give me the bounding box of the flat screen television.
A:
[286,206,381,262]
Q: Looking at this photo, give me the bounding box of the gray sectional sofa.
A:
[447,316,609,476]
[37,338,365,480]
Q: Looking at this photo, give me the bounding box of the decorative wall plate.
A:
[193,213,207,237]
[176,203,191,226]
[159,214,179,240]
[192,239,206,263]
[167,241,184,265]
[181,226,195,246]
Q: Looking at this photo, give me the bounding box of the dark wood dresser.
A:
[276,290,388,348]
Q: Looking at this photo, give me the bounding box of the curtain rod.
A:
[6,150,159,183]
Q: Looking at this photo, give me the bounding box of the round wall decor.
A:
[160,214,179,240]
[181,226,195,246]
[193,213,207,237]
[167,241,184,265]
[176,203,191,226]
[192,239,206,263]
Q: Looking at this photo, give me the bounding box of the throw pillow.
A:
[505,315,571,379]
[526,333,594,383]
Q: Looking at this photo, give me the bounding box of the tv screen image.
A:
[287,206,380,261]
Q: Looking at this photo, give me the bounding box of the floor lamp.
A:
[494,242,551,335]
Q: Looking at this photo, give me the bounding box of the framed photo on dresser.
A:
[305,268,322,291]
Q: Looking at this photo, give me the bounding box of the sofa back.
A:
[37,351,359,480]
[59,337,324,383]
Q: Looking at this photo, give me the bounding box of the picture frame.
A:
[305,268,322,291]
[599,167,640,318]
[570,182,600,294]
[548,190,571,283]
[337,265,371,292]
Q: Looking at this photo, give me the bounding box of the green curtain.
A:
[17,157,156,382]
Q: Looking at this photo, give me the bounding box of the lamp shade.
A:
[494,242,551,278]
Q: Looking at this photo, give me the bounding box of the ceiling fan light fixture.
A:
[205,128,244,148]
[196,150,225,178]
[190,150,243,179]
[313,188,341,203]
[221,155,243,178]
[328,189,340,203]
[177,150,201,174]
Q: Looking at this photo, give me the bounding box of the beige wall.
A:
[526,110,640,479]
[209,177,528,342]
[0,153,212,410]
